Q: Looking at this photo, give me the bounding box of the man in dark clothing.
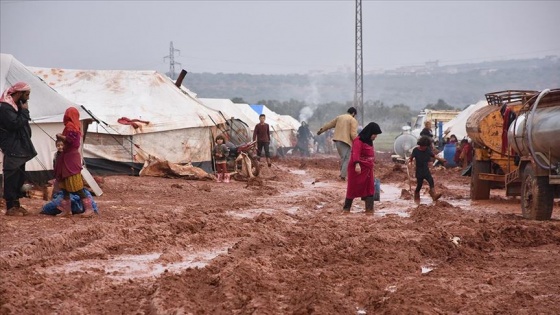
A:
[0,82,37,216]
[409,136,446,204]
[295,121,313,157]
[420,120,434,139]
[253,114,272,167]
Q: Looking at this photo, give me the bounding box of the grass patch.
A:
[375,131,400,152]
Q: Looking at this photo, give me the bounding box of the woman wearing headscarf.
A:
[343,122,382,214]
[0,81,36,216]
[54,107,95,217]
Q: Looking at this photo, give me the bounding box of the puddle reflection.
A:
[42,246,231,281]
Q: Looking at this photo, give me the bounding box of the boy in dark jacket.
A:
[409,136,446,204]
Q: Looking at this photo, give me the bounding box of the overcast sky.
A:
[1,0,559,75]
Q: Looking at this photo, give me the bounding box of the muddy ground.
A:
[1,152,560,314]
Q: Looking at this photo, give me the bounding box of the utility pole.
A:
[354,0,364,126]
[163,41,181,80]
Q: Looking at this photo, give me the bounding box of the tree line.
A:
[231,97,459,132]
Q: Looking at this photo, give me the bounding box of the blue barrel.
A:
[443,143,457,167]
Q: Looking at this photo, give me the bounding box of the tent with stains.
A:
[0,53,90,185]
[249,104,298,156]
[198,98,258,145]
[31,67,226,175]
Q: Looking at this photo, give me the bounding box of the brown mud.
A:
[1,152,559,314]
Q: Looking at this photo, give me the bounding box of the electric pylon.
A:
[163,41,182,80]
[354,0,364,126]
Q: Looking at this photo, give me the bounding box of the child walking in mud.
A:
[213,135,230,183]
[409,136,446,204]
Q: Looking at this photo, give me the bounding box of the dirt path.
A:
[1,153,560,314]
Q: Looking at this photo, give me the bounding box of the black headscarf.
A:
[358,122,382,146]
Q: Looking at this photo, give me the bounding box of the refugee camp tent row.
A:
[31,67,226,175]
[200,99,300,157]
[1,53,90,185]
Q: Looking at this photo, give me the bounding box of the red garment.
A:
[345,137,375,199]
[54,107,83,181]
[253,123,270,142]
[63,107,81,134]
[461,143,473,165]
[501,107,511,154]
[453,146,462,165]
[118,117,150,129]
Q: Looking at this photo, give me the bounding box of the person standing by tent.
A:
[342,122,382,214]
[253,114,272,167]
[295,121,313,157]
[54,107,95,217]
[0,82,36,216]
[420,120,434,139]
[457,139,473,168]
[213,135,230,183]
[316,107,358,180]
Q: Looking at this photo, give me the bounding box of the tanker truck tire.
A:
[521,165,553,220]
[471,160,491,200]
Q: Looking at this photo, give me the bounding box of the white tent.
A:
[198,98,256,144]
[31,67,226,174]
[443,100,488,141]
[1,54,89,183]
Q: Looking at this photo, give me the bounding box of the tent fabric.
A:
[30,67,226,174]
[1,54,88,180]
[200,98,259,130]
[198,98,256,144]
[443,100,488,140]
[31,68,224,135]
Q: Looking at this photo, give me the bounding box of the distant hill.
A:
[181,56,560,110]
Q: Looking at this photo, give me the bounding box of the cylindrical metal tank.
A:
[466,105,503,152]
[508,106,560,166]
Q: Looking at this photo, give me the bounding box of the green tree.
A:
[231,97,246,104]
[425,99,457,110]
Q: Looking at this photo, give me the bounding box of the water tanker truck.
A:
[466,89,560,220]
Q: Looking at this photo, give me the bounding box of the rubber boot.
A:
[80,197,95,218]
[223,173,230,183]
[5,200,25,216]
[414,191,420,204]
[365,197,374,214]
[342,198,353,212]
[216,173,223,183]
[57,198,72,217]
[14,200,28,216]
[429,188,442,201]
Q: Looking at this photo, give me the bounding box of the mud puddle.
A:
[40,245,232,281]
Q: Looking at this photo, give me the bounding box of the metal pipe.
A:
[175,69,187,88]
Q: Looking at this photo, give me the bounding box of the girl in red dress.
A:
[54,107,94,217]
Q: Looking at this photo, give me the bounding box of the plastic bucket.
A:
[443,143,457,167]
